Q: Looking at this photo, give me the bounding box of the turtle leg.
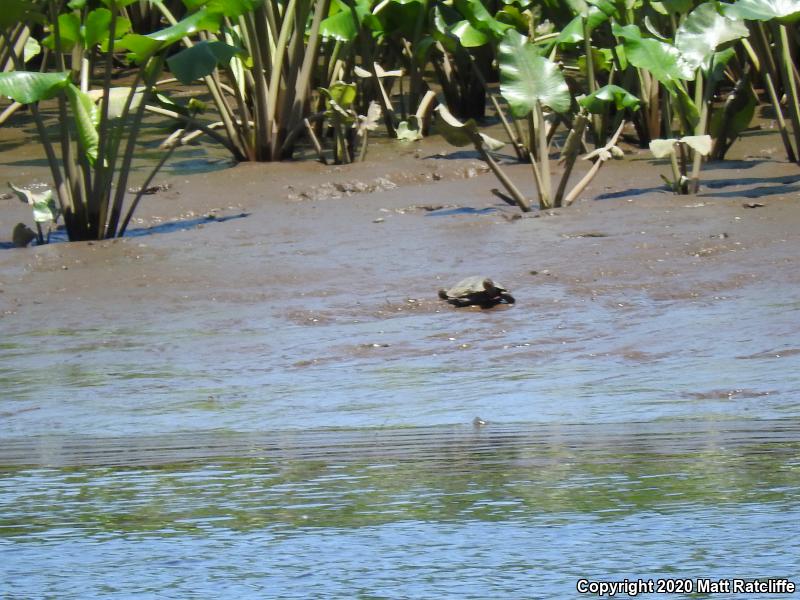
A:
[500,292,515,304]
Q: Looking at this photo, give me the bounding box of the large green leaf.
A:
[654,0,695,13]
[42,13,81,52]
[0,0,45,28]
[150,7,222,42]
[100,0,142,7]
[450,20,490,47]
[117,7,222,60]
[723,0,800,22]
[454,0,511,39]
[707,47,736,85]
[430,4,488,50]
[675,3,748,70]
[320,9,358,41]
[167,40,240,84]
[182,0,263,17]
[319,0,375,39]
[498,29,571,116]
[85,9,112,47]
[556,3,616,46]
[373,0,422,38]
[556,15,585,44]
[579,84,641,112]
[496,5,530,30]
[0,71,71,104]
[65,84,99,165]
[85,8,131,48]
[116,34,162,60]
[566,0,591,16]
[323,81,357,110]
[614,23,695,83]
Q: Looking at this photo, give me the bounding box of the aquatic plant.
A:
[0,13,39,126]
[0,0,242,241]
[613,3,748,192]
[7,183,60,245]
[649,134,712,193]
[724,0,800,164]
[437,28,628,211]
[316,82,381,163]
[152,0,357,161]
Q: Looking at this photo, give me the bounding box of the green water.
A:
[1,422,799,598]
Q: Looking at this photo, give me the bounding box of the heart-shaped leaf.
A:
[579,84,641,112]
[649,138,679,157]
[723,0,800,22]
[614,23,695,83]
[167,40,241,84]
[676,3,749,70]
[682,134,712,155]
[498,29,571,116]
[8,184,60,223]
[0,71,71,104]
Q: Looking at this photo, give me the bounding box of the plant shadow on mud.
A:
[596,173,800,200]
[426,207,499,216]
[0,212,250,249]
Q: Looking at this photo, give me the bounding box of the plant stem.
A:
[106,56,164,237]
[407,0,429,111]
[279,0,330,158]
[689,69,708,194]
[534,102,551,208]
[564,120,625,206]
[491,94,524,161]
[778,24,800,164]
[668,146,682,193]
[304,117,327,163]
[765,72,797,162]
[583,17,601,144]
[476,145,531,212]
[554,112,588,207]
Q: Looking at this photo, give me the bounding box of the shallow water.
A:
[2,276,799,597]
[2,422,799,598]
[2,280,798,437]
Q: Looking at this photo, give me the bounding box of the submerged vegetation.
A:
[0,0,799,241]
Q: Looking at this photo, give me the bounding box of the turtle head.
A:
[482,278,496,292]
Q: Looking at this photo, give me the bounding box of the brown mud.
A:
[2,125,799,323]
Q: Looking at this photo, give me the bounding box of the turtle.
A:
[438,276,515,308]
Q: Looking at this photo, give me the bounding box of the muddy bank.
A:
[2,127,799,317]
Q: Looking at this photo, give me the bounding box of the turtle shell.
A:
[439,276,514,307]
[443,276,507,298]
